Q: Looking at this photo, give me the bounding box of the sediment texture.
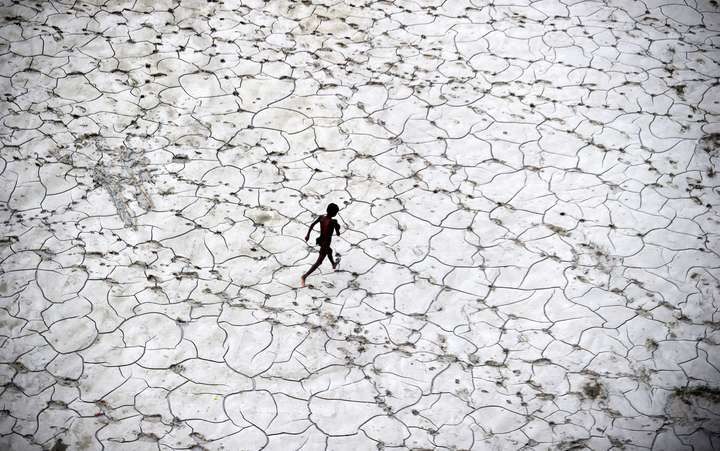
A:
[1,0,719,449]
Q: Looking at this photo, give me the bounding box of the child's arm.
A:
[334,219,340,236]
[305,216,320,241]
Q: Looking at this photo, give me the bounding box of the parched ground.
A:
[1,0,719,450]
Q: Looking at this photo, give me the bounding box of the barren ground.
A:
[1,0,720,450]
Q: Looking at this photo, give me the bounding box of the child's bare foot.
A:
[300,277,306,288]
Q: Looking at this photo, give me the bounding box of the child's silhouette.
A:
[301,203,340,287]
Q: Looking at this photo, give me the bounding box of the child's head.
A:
[326,203,339,217]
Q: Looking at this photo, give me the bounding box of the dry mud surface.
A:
[1,0,720,450]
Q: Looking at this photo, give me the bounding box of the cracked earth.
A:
[1,0,720,449]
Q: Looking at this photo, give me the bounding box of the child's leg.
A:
[326,247,336,268]
[302,247,328,281]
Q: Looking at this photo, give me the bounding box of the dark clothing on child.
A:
[315,217,338,247]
